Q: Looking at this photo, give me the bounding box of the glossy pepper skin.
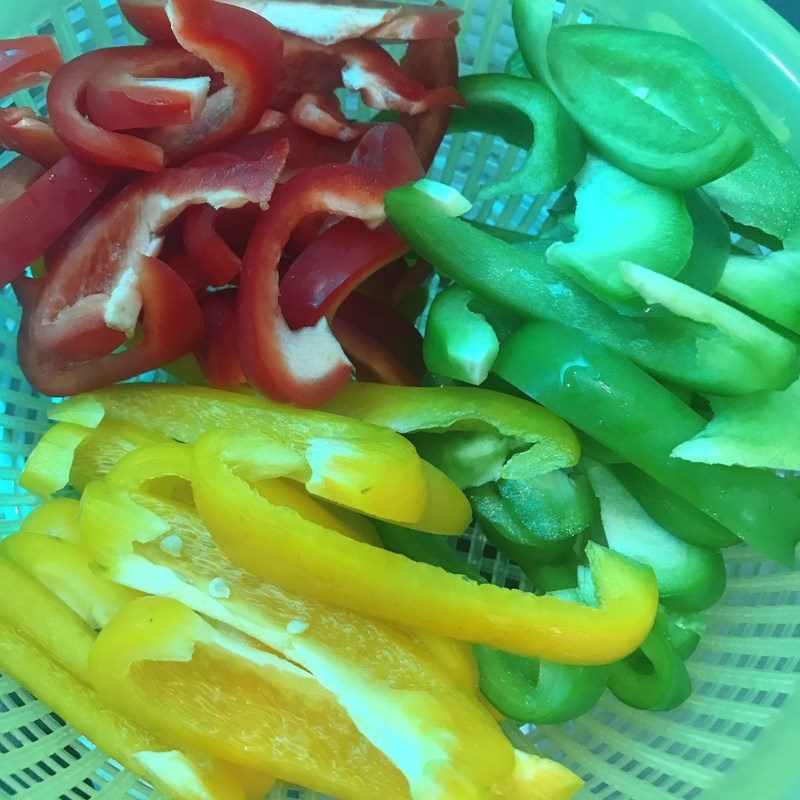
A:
[448,72,585,200]
[190,428,657,663]
[50,384,429,525]
[0,556,259,800]
[384,183,798,396]
[493,321,800,566]
[511,2,750,191]
[0,35,63,96]
[0,107,68,168]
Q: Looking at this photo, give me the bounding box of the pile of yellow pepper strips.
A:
[0,383,659,800]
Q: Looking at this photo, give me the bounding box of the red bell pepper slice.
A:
[238,122,422,406]
[0,35,63,97]
[288,92,371,142]
[85,73,211,131]
[0,107,68,168]
[0,156,115,288]
[48,45,207,171]
[16,255,204,396]
[25,141,288,363]
[119,0,460,45]
[397,29,460,170]
[0,156,44,207]
[280,217,408,329]
[194,288,246,387]
[146,0,283,164]
[183,204,243,287]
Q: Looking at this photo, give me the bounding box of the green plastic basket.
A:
[1,1,800,798]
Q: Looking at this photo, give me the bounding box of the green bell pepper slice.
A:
[611,464,739,550]
[423,285,500,385]
[547,155,693,301]
[493,320,800,566]
[512,1,751,190]
[587,463,726,613]
[323,382,580,485]
[449,72,585,200]
[385,183,798,395]
[664,610,705,661]
[607,610,691,712]
[676,191,730,296]
[505,49,530,79]
[718,249,800,336]
[672,378,800,472]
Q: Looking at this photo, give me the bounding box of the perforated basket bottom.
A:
[1,1,800,799]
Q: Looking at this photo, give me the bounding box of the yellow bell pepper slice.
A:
[0,556,259,800]
[51,384,428,524]
[491,750,583,800]
[19,497,82,541]
[324,383,581,481]
[90,595,410,800]
[191,430,658,664]
[78,482,516,799]
[19,421,91,497]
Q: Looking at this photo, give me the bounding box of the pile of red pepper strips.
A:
[0,0,463,404]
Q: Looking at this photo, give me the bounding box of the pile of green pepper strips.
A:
[378,0,800,724]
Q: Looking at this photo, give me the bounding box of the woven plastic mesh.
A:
[1,1,799,799]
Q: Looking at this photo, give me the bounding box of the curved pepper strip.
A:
[323,382,580,485]
[148,0,284,165]
[48,45,207,172]
[385,182,799,396]
[0,35,62,97]
[20,421,92,497]
[27,143,287,362]
[50,384,427,523]
[493,321,800,566]
[448,72,585,200]
[547,155,693,301]
[86,73,211,131]
[238,123,423,406]
[195,289,247,387]
[19,497,81,541]
[120,0,460,45]
[80,481,516,800]
[289,92,371,141]
[280,217,409,329]
[511,2,750,190]
[183,205,243,287]
[607,609,691,712]
[90,596,410,800]
[0,155,114,288]
[587,462,726,613]
[610,464,739,550]
[0,556,260,800]
[0,107,68,168]
[192,429,657,662]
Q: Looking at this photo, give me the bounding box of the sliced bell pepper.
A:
[48,45,206,172]
[397,32,459,170]
[191,428,657,662]
[288,91,371,141]
[18,497,81,541]
[607,609,691,712]
[86,72,211,131]
[147,0,284,164]
[493,321,800,566]
[19,420,92,497]
[323,382,580,485]
[588,462,726,612]
[195,289,247,387]
[0,155,114,288]
[238,122,422,406]
[423,285,500,386]
[51,383,428,524]
[512,3,751,190]
[491,750,582,800]
[0,556,254,800]
[120,0,461,45]
[280,217,409,329]
[89,595,411,800]
[0,107,68,168]
[672,378,800,472]
[183,204,243,287]
[449,72,585,200]
[665,610,705,661]
[718,248,800,336]
[80,481,516,800]
[0,35,62,97]
[26,144,287,362]
[610,464,739,550]
[0,154,43,205]
[547,155,693,301]
[385,182,799,395]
